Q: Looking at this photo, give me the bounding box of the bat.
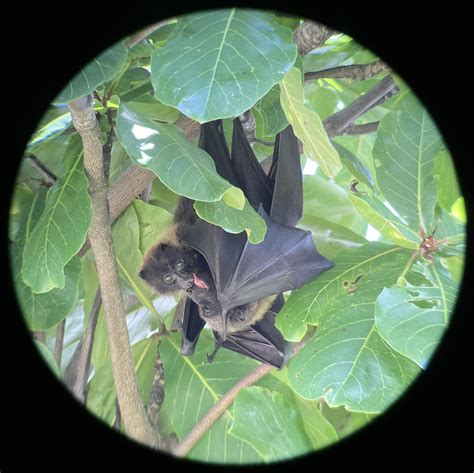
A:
[140,118,334,367]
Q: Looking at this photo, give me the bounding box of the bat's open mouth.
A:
[192,272,208,289]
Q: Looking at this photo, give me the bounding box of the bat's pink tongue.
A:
[192,272,208,289]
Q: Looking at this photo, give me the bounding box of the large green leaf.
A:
[159,332,264,464]
[53,41,129,104]
[11,188,81,330]
[116,103,244,205]
[151,9,297,122]
[280,67,341,177]
[286,243,420,413]
[277,242,411,342]
[229,387,312,462]
[375,259,458,368]
[22,136,92,293]
[194,199,267,244]
[374,91,442,232]
[349,193,419,249]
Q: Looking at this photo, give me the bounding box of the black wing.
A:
[179,298,205,356]
[214,295,287,368]
[184,206,334,311]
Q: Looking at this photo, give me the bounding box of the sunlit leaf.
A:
[151,9,297,122]
[280,67,341,177]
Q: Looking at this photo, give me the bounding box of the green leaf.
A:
[321,404,376,439]
[27,112,72,152]
[374,91,442,232]
[303,174,366,237]
[35,341,60,378]
[303,39,362,72]
[292,397,339,449]
[333,133,377,187]
[286,243,420,413]
[116,103,244,204]
[22,136,92,293]
[132,200,174,253]
[14,253,82,330]
[194,199,267,244]
[299,214,367,260]
[87,338,157,426]
[229,387,312,462]
[442,256,464,282]
[305,82,339,121]
[280,67,341,177]
[151,9,297,122]
[375,259,459,368]
[432,148,461,212]
[121,94,180,123]
[54,41,129,104]
[252,86,288,139]
[277,242,412,342]
[349,193,419,249]
[11,179,83,331]
[159,332,263,463]
[332,141,375,190]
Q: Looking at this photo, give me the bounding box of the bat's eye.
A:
[163,274,174,284]
[175,259,185,270]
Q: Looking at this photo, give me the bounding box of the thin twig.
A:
[54,320,66,369]
[171,340,306,458]
[25,154,57,185]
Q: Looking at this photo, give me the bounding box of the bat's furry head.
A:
[139,241,216,299]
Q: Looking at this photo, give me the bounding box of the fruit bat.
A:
[140,118,334,367]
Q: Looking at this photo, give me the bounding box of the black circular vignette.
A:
[2,2,472,470]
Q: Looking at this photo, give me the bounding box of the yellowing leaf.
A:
[280,67,341,177]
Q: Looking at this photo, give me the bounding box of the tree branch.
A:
[304,60,389,82]
[343,121,379,135]
[54,320,65,369]
[68,95,158,447]
[294,20,335,56]
[171,340,306,458]
[323,75,398,136]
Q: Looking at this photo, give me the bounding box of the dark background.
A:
[2,2,472,470]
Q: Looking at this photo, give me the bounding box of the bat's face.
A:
[139,243,215,296]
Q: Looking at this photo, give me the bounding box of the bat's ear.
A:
[159,243,168,251]
[138,268,148,280]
